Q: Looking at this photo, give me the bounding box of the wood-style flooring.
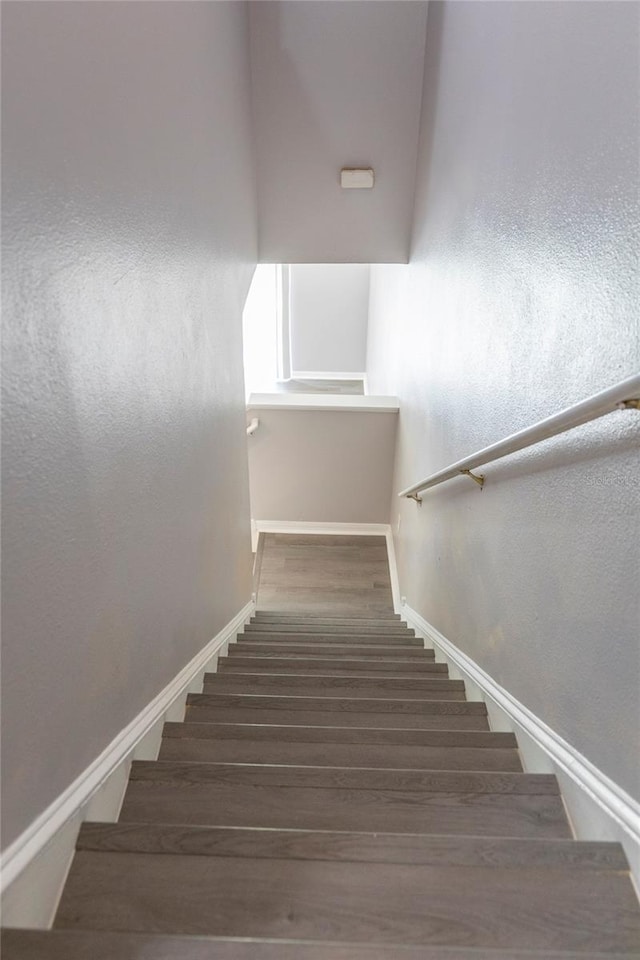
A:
[3,611,639,958]
[255,534,394,615]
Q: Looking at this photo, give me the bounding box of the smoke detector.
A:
[340,168,374,189]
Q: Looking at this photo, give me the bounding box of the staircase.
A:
[3,612,640,958]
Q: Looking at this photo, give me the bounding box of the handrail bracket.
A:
[406,492,423,505]
[618,398,640,410]
[460,468,485,488]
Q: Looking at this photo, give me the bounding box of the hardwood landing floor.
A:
[3,612,640,959]
[255,534,394,615]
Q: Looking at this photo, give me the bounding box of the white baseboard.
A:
[384,528,401,613]
[254,520,391,537]
[401,600,640,883]
[0,599,254,926]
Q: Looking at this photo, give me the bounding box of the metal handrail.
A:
[399,373,640,502]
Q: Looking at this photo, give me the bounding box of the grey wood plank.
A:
[163,722,516,748]
[158,737,523,772]
[184,704,490,730]
[55,851,639,950]
[242,623,415,636]
[257,603,396,618]
[239,634,422,646]
[254,608,401,614]
[209,671,455,687]
[76,822,629,870]
[257,534,395,615]
[266,534,388,546]
[128,761,558,795]
[258,575,394,592]
[253,607,402,620]
[202,674,467,700]
[219,656,446,676]
[257,607,397,618]
[186,693,486,718]
[5,930,639,960]
[119,774,570,838]
[230,642,431,658]
[248,618,412,629]
[251,622,408,629]
[184,694,489,731]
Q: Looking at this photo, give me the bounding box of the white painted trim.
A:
[254,520,391,538]
[275,264,292,382]
[0,599,254,895]
[401,601,640,878]
[385,529,401,614]
[247,393,399,413]
[290,371,367,382]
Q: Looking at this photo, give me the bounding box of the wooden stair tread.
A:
[202,674,466,699]
[229,642,432,657]
[184,702,491,730]
[53,850,640,950]
[207,671,456,684]
[158,736,523,771]
[120,764,569,839]
[242,624,416,636]
[77,822,628,869]
[186,692,486,716]
[237,633,424,646]
[247,619,411,629]
[163,722,517,747]
[7,930,639,960]
[128,760,559,794]
[220,656,446,675]
[250,617,408,634]
[253,612,402,621]
[9,614,638,954]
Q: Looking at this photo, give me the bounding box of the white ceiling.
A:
[249,1,429,264]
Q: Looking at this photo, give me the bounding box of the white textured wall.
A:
[249,1,427,263]
[367,2,639,798]
[290,264,370,374]
[1,2,256,848]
